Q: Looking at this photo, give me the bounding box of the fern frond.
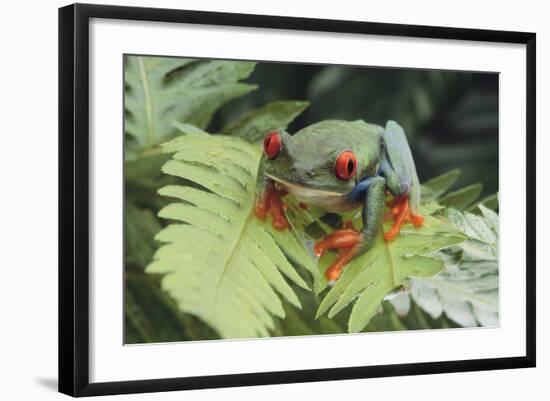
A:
[315,207,465,333]
[146,134,317,339]
[313,170,499,332]
[421,169,497,212]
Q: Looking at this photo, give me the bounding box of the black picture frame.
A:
[59,3,536,397]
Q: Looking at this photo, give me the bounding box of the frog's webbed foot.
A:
[254,182,289,230]
[314,221,363,283]
[383,195,424,241]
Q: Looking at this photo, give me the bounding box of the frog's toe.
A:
[255,182,290,230]
[325,264,344,282]
[314,227,362,257]
[314,226,363,282]
[323,245,360,281]
[269,191,289,230]
[383,195,424,241]
[254,200,267,220]
[270,207,289,230]
[410,213,424,227]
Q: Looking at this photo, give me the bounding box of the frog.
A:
[254,119,424,283]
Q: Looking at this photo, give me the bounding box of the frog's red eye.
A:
[264,130,282,160]
[335,150,357,180]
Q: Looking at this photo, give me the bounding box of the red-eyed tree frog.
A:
[254,120,424,283]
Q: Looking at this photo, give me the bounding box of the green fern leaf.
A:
[421,169,489,211]
[146,134,318,339]
[221,100,310,142]
[439,183,483,210]
[315,209,466,333]
[420,169,461,202]
[124,56,257,149]
[391,205,499,327]
[467,192,499,213]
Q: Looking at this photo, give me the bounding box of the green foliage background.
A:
[124,55,499,343]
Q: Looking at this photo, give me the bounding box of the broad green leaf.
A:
[221,100,310,142]
[401,205,499,327]
[439,183,483,210]
[421,169,461,202]
[411,259,498,327]
[385,291,411,317]
[421,170,489,213]
[315,213,466,333]
[467,192,499,213]
[147,133,318,339]
[124,56,256,149]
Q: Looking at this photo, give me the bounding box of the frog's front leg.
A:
[254,181,289,230]
[254,164,289,230]
[380,121,424,240]
[314,176,386,282]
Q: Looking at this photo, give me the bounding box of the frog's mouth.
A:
[266,174,359,212]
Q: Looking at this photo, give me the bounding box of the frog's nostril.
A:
[294,170,310,184]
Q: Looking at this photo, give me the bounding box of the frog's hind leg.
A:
[380,121,424,241]
[314,225,362,282]
[314,176,386,283]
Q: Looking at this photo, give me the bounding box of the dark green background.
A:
[211,62,499,196]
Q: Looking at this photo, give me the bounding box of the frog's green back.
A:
[293,119,383,142]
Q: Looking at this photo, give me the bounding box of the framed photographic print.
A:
[58,3,536,397]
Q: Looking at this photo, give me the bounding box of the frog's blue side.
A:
[347,121,420,214]
[348,176,379,203]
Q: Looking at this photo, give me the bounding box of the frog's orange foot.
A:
[383,195,424,241]
[314,223,363,282]
[254,182,289,230]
